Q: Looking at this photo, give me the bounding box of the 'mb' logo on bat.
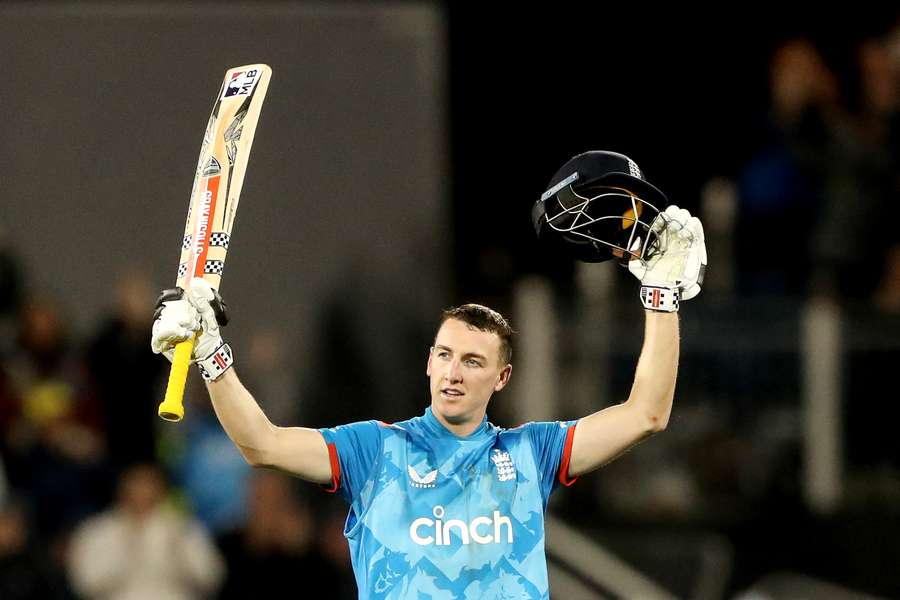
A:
[222,69,262,99]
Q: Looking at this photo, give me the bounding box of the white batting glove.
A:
[151,294,200,361]
[628,205,707,311]
[184,279,233,381]
[150,280,233,381]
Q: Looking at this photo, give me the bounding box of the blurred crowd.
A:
[717,25,900,484]
[0,18,898,600]
[729,28,900,306]
[0,264,356,598]
[552,24,900,596]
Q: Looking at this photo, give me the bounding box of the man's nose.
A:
[445,360,463,382]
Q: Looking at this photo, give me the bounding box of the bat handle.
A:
[158,335,196,422]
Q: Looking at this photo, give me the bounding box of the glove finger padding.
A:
[646,207,688,260]
[185,279,227,364]
[687,215,705,241]
[629,205,708,303]
[150,300,200,361]
[628,257,648,281]
[186,278,229,327]
[664,206,687,235]
[196,298,220,341]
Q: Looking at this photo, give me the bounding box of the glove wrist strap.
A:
[640,285,680,312]
[196,342,234,382]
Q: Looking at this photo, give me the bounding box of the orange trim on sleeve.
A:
[558,423,578,487]
[322,442,341,493]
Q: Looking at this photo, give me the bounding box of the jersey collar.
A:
[424,406,491,441]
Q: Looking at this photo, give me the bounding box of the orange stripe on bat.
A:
[190,174,221,280]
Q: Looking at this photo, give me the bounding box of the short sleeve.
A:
[318,420,383,503]
[524,420,578,502]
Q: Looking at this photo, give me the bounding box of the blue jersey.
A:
[319,407,578,599]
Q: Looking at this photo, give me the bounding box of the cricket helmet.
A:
[532,150,668,264]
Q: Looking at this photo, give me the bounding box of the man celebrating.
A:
[151,150,706,598]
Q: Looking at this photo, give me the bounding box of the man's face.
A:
[118,466,165,518]
[426,318,511,428]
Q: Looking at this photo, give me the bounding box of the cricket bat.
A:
[158,64,272,422]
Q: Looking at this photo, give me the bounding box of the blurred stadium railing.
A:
[513,271,900,597]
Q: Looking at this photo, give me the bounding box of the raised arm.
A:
[151,280,332,484]
[568,311,678,476]
[568,205,705,477]
[206,369,332,484]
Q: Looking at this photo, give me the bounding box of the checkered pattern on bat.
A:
[177,263,188,278]
[181,232,229,250]
[210,232,230,249]
[204,260,225,275]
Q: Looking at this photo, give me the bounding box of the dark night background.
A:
[447,5,900,597]
[1,2,899,598]
[448,4,899,299]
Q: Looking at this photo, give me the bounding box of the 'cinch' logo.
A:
[409,505,513,546]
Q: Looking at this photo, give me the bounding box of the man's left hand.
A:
[629,205,707,301]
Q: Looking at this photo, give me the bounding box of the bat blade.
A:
[158,64,272,422]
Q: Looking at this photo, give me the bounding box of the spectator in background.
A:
[0,497,71,600]
[67,463,223,600]
[216,470,341,599]
[810,25,900,305]
[86,270,165,478]
[737,38,845,296]
[814,21,900,472]
[860,23,900,311]
[4,296,106,543]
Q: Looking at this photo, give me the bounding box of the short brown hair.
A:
[439,304,514,364]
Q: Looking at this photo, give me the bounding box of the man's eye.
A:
[437,351,450,359]
[465,359,481,367]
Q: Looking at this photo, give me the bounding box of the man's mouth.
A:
[441,388,464,397]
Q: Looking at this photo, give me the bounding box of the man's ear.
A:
[494,364,512,392]
[426,346,434,376]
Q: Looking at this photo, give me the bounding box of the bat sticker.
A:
[204,260,225,275]
[209,232,230,248]
[222,69,263,99]
[202,157,222,177]
[224,106,247,167]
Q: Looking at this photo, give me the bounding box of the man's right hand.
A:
[151,280,230,372]
[151,288,200,361]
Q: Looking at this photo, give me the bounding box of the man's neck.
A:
[431,408,485,438]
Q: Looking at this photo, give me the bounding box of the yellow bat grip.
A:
[158,335,196,422]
